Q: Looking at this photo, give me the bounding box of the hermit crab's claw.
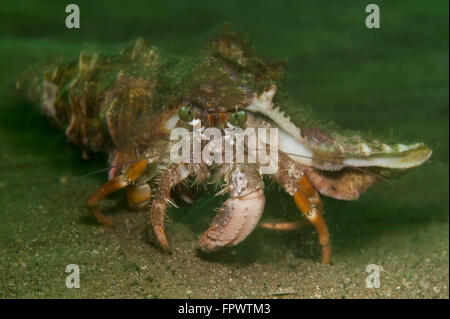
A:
[199,189,265,251]
[199,165,265,251]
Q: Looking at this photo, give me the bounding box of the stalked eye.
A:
[178,105,194,122]
[229,110,247,127]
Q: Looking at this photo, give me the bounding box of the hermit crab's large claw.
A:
[199,189,265,251]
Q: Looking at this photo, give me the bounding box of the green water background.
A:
[0,0,448,298]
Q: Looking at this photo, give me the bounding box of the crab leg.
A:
[269,153,331,264]
[294,175,331,264]
[149,163,191,250]
[259,219,310,231]
[86,159,148,226]
[199,165,265,251]
[126,184,152,210]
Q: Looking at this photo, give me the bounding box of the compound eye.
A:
[229,110,247,127]
[178,105,194,122]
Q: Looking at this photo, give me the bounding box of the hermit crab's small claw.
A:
[199,189,265,251]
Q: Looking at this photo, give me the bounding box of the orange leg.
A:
[127,184,151,210]
[268,153,331,263]
[294,174,331,264]
[259,219,310,231]
[86,159,148,226]
[150,164,191,251]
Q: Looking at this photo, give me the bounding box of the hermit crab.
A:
[18,27,432,264]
